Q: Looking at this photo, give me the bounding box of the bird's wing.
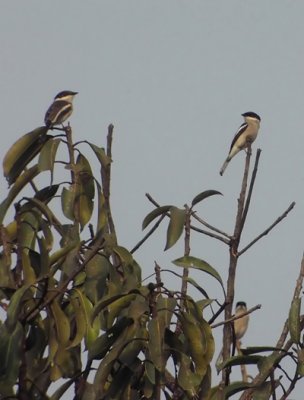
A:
[44,100,72,126]
[229,122,248,151]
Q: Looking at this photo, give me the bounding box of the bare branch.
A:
[130,213,166,253]
[222,148,252,384]
[208,301,228,325]
[65,124,76,185]
[189,224,230,244]
[239,202,296,256]
[239,149,261,233]
[191,211,230,238]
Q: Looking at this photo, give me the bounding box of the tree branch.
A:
[222,148,252,384]
[130,213,166,253]
[239,202,296,256]
[211,304,261,329]
[239,149,261,233]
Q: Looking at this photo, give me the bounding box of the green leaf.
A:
[179,312,208,376]
[288,298,301,344]
[113,245,134,265]
[186,276,210,298]
[92,320,136,395]
[242,346,285,355]
[191,190,222,208]
[86,141,111,168]
[92,293,136,323]
[198,365,212,400]
[297,348,304,376]
[61,186,75,221]
[0,164,40,224]
[173,255,223,288]
[177,352,202,392]
[82,295,100,349]
[3,126,50,185]
[88,317,133,361]
[50,299,71,346]
[21,250,36,284]
[223,381,253,398]
[34,184,59,203]
[53,347,81,379]
[74,154,95,228]
[252,381,272,400]
[148,318,165,372]
[17,210,39,251]
[218,354,262,371]
[118,325,147,367]
[84,254,111,303]
[40,218,54,251]
[142,205,172,230]
[38,138,60,175]
[0,322,23,385]
[49,239,80,267]
[96,182,107,232]
[6,285,31,331]
[257,353,286,379]
[165,207,186,250]
[156,296,177,327]
[0,253,15,289]
[68,290,88,348]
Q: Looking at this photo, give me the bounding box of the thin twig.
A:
[104,124,117,240]
[239,149,261,233]
[208,301,229,325]
[190,225,230,244]
[292,252,304,299]
[65,124,76,185]
[211,304,261,329]
[191,211,230,238]
[270,371,277,400]
[175,207,191,335]
[130,213,166,253]
[239,202,296,256]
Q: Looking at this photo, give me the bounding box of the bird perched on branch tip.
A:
[219,111,261,176]
[44,90,78,128]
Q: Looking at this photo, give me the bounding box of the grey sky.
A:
[1,1,303,398]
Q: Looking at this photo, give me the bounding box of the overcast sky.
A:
[1,1,304,398]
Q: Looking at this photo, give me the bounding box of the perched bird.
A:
[44,90,78,128]
[234,301,249,340]
[215,301,250,370]
[219,112,261,176]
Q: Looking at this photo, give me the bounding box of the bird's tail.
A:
[219,158,230,176]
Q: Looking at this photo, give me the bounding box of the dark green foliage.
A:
[0,125,217,399]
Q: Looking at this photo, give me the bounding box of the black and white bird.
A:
[219,112,261,176]
[44,90,78,128]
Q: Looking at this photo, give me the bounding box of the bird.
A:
[219,111,261,176]
[215,301,249,370]
[44,90,78,128]
[234,301,249,340]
